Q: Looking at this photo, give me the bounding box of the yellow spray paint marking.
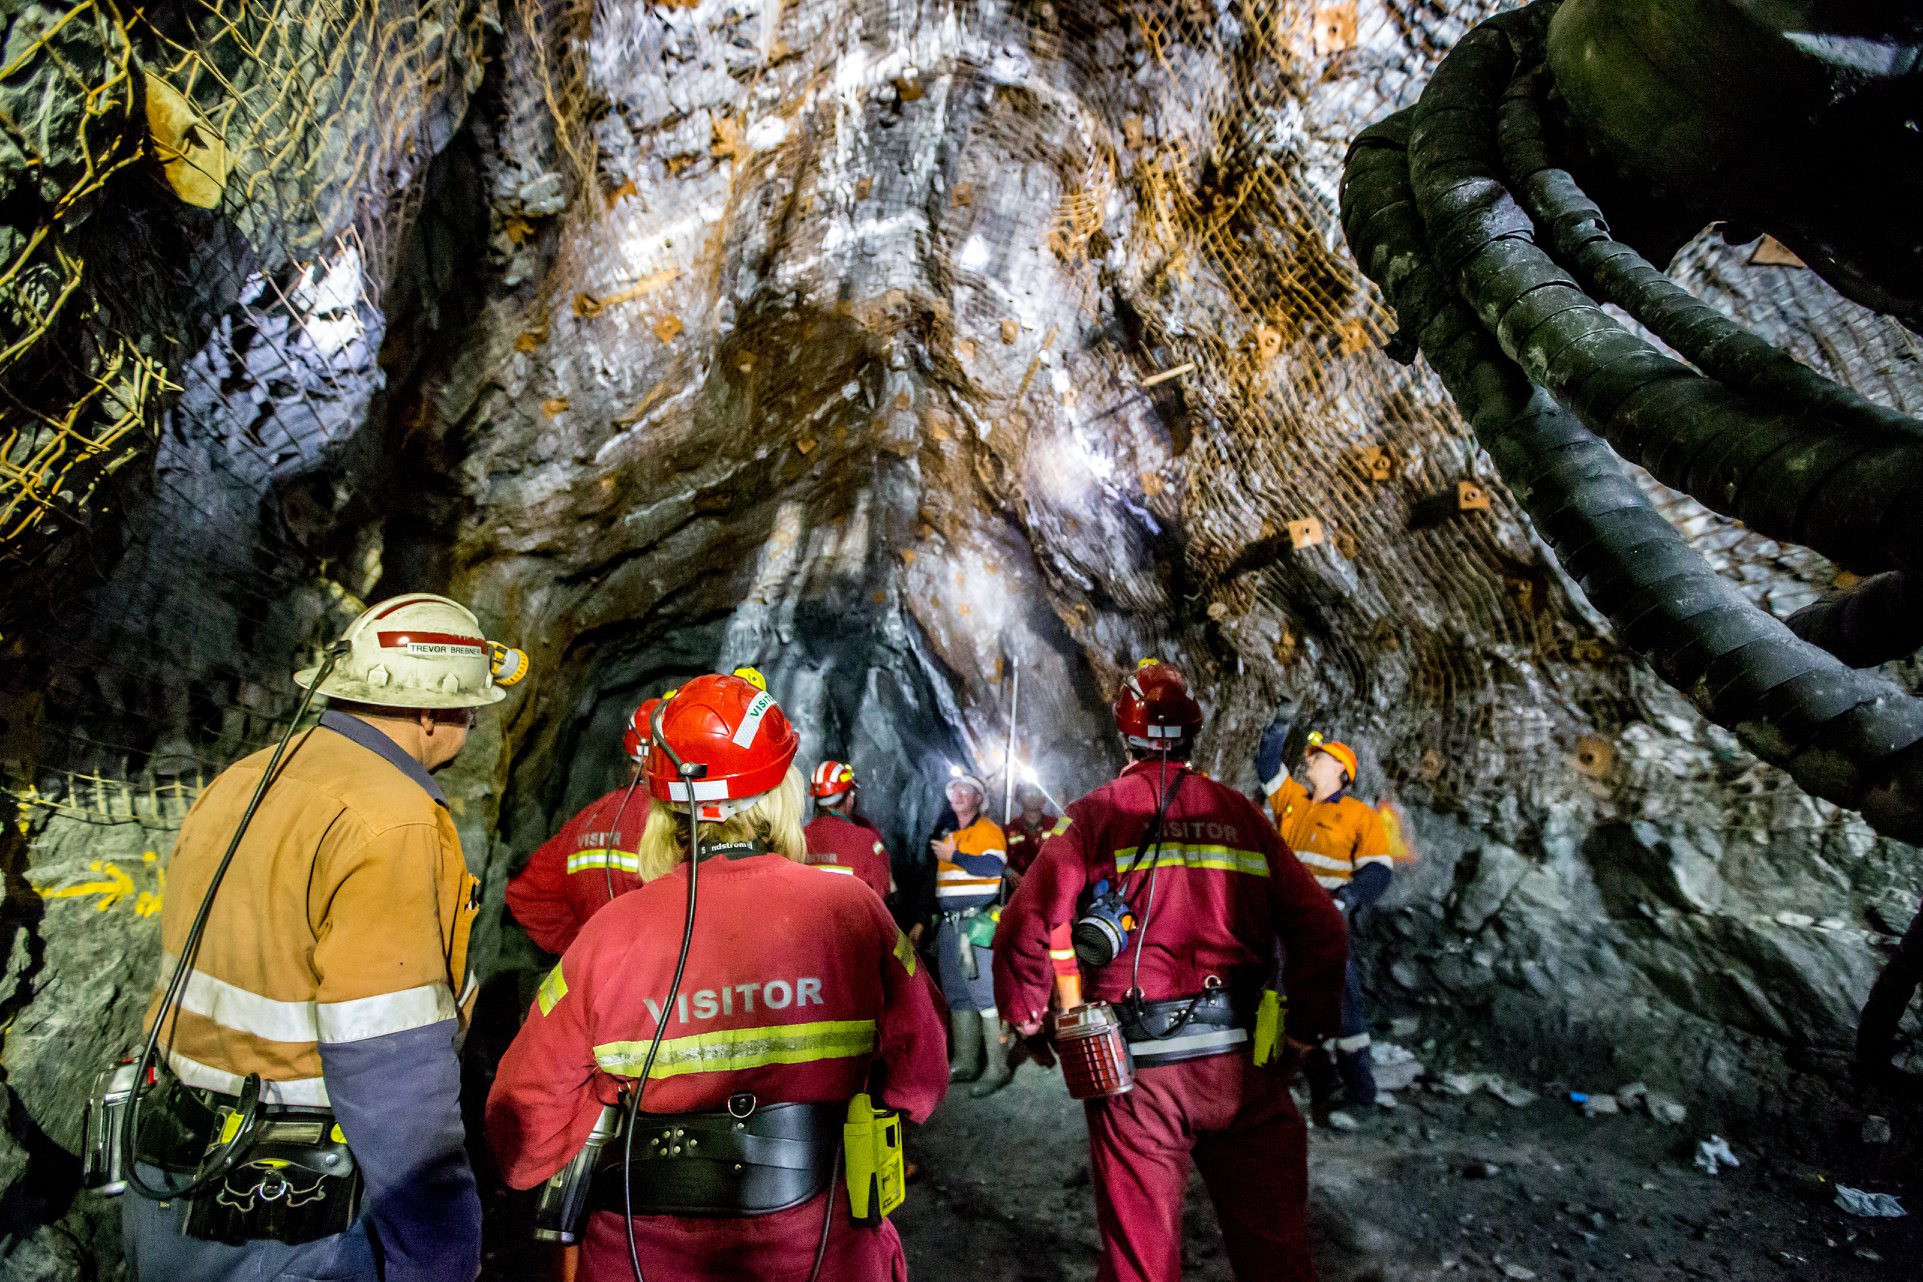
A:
[32,853,164,915]
[36,860,136,912]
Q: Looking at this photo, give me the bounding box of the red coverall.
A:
[803,812,894,901]
[1004,811,1061,877]
[487,851,948,1282]
[994,761,1348,1282]
[504,783,652,954]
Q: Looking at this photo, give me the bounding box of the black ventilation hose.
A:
[1789,572,1923,669]
[1400,4,1923,577]
[1340,110,1923,842]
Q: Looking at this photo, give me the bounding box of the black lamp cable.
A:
[123,639,349,1201]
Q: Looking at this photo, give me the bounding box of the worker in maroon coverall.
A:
[803,759,896,901]
[487,672,948,1282]
[994,660,1349,1282]
[1002,781,1059,889]
[504,699,661,954]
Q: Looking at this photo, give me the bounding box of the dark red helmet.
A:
[646,670,798,820]
[1113,659,1203,752]
[621,697,664,763]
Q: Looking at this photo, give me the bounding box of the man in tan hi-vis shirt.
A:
[124,594,518,1282]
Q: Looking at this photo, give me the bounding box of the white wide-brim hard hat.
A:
[296,593,512,710]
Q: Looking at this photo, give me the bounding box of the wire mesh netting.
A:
[1,0,1918,845]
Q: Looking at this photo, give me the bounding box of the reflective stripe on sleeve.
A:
[165,953,319,1044]
[566,848,641,875]
[811,863,857,876]
[1314,873,1348,889]
[1292,851,1354,872]
[593,1019,879,1079]
[316,982,458,1043]
[1356,854,1394,871]
[166,1049,331,1107]
[538,963,568,1016]
[893,930,918,977]
[1115,843,1270,878]
[1049,817,1073,837]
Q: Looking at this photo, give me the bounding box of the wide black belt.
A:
[597,1097,842,1218]
[1118,990,1257,1067]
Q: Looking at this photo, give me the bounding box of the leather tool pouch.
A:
[183,1109,360,1246]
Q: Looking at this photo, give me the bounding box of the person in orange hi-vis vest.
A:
[505,699,662,955]
[486,672,947,1282]
[1257,714,1392,1120]
[124,593,521,1282]
[996,661,1348,1282]
[929,771,1014,1096]
[803,760,896,901]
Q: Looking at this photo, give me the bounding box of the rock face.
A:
[0,1,1918,1277]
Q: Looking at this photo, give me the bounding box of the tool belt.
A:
[136,1076,360,1246]
[596,1095,842,1218]
[1118,989,1257,1068]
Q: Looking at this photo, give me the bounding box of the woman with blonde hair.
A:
[487,670,948,1282]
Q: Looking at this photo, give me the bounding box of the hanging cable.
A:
[122,639,348,1201]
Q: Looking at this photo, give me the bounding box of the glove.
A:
[1256,720,1291,787]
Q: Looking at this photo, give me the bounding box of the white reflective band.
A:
[1356,855,1394,870]
[166,1049,331,1107]
[1294,851,1354,871]
[1334,1033,1372,1053]
[1263,770,1289,796]
[732,692,774,748]
[1147,724,1181,739]
[316,983,457,1044]
[165,954,319,1044]
[1127,1027,1249,1058]
[1314,874,1347,889]
[567,848,641,875]
[668,778,734,802]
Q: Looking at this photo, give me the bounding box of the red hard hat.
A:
[811,760,856,799]
[646,672,798,819]
[1113,659,1203,751]
[621,697,663,763]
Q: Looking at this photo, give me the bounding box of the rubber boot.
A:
[970,1012,1014,1098]
[1337,1046,1377,1109]
[948,1007,983,1082]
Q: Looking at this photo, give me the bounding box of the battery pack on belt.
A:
[182,1108,360,1246]
[1120,990,1257,1068]
[596,1097,842,1218]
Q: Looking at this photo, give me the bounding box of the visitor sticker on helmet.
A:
[645,670,799,821]
[1112,658,1204,752]
[621,697,663,764]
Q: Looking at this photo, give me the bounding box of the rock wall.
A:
[0,1,1918,1277]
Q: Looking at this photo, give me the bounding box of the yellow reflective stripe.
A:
[537,963,568,1016]
[892,930,918,977]
[1116,843,1270,877]
[566,848,640,875]
[593,1019,878,1078]
[812,863,857,875]
[1050,817,1073,837]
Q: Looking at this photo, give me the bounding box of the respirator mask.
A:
[1072,879,1137,967]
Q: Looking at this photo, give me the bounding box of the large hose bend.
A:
[1402,6,1923,576]
[1340,111,1923,843]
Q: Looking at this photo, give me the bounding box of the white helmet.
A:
[296,593,522,709]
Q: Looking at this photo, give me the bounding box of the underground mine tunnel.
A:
[2,0,1921,1278]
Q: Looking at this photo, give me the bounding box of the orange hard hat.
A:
[1113,659,1203,752]
[646,671,798,820]
[811,760,856,799]
[1311,740,1358,784]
